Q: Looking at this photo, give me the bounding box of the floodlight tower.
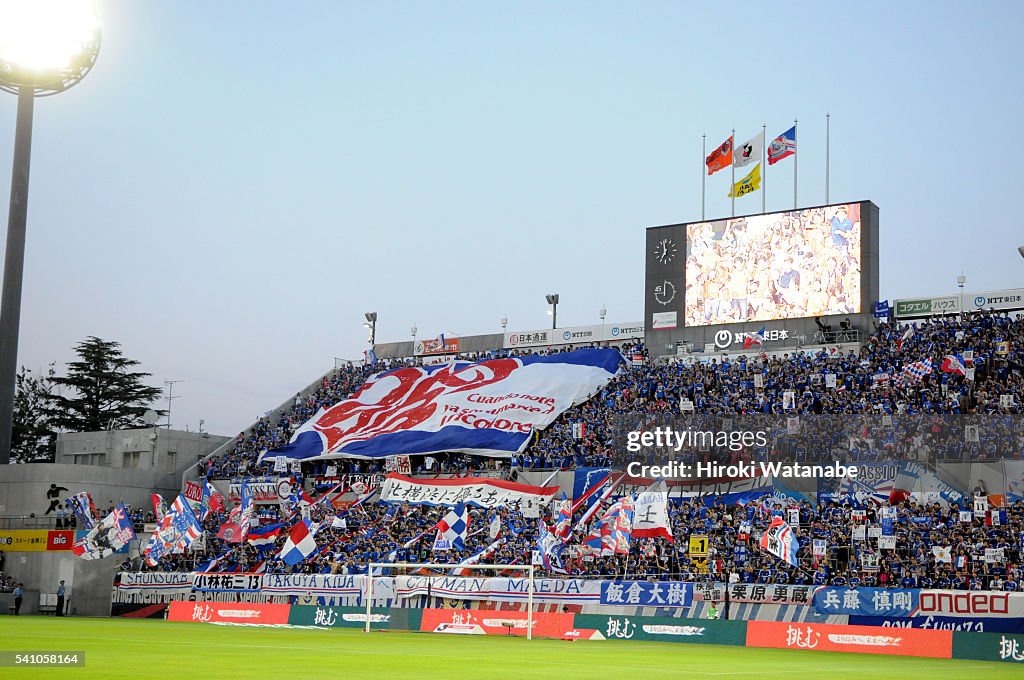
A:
[0,1,101,464]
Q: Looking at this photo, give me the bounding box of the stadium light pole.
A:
[500,315,508,332]
[363,312,377,345]
[599,305,606,343]
[956,272,966,319]
[545,293,559,330]
[0,1,101,465]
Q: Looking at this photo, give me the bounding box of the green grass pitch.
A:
[1,617,1018,679]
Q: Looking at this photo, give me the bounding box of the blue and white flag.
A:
[143,495,204,567]
[263,348,622,462]
[65,492,97,531]
[72,503,136,560]
[759,516,799,567]
[432,502,469,551]
[536,522,567,573]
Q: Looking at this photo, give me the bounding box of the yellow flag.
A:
[727,162,761,197]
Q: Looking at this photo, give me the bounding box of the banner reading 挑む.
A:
[262,349,622,462]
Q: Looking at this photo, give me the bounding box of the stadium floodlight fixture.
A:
[956,273,966,288]
[545,293,559,330]
[599,306,606,321]
[500,316,508,331]
[0,0,101,466]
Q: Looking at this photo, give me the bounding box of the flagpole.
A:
[761,123,766,214]
[793,118,798,209]
[701,133,706,220]
[730,128,735,217]
[825,113,830,205]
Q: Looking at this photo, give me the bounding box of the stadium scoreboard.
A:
[644,200,880,356]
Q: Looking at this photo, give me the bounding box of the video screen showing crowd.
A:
[65,308,1024,594]
[685,204,861,326]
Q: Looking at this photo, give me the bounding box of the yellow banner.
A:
[0,529,52,552]
[728,162,761,197]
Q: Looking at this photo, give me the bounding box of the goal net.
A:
[365,562,538,639]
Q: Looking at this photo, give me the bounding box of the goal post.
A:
[364,562,536,640]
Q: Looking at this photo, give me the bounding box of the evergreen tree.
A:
[12,364,56,463]
[46,337,164,432]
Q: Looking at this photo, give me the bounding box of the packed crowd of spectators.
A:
[129,309,1024,586]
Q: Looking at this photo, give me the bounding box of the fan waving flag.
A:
[151,494,167,523]
[743,327,767,350]
[72,503,136,560]
[759,516,799,567]
[66,492,97,531]
[433,502,469,551]
[247,522,285,550]
[767,125,796,165]
[705,134,734,175]
[941,355,966,376]
[201,481,226,521]
[632,481,673,542]
[144,495,203,566]
[553,492,572,540]
[262,348,622,463]
[734,131,764,168]
[278,519,320,566]
[536,522,567,573]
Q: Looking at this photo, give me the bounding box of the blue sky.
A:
[2,1,1022,435]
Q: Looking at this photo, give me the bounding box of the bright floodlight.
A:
[0,0,100,95]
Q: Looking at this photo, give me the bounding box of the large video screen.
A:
[684,203,862,326]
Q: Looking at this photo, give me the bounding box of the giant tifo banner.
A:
[380,474,558,515]
[746,620,952,658]
[261,348,622,461]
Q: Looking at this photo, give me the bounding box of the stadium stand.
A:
[115,309,1024,590]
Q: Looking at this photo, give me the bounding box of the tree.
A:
[12,364,56,463]
[46,337,164,433]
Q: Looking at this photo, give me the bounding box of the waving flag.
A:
[632,481,673,542]
[453,537,506,576]
[72,503,136,560]
[584,497,634,556]
[65,492,97,531]
[143,495,203,566]
[278,519,320,566]
[743,327,767,350]
[433,502,469,551]
[247,522,285,550]
[767,125,796,165]
[940,355,966,376]
[728,163,761,198]
[900,359,934,385]
[734,130,764,168]
[536,522,567,573]
[201,481,226,521]
[151,494,167,523]
[263,348,622,463]
[217,481,255,543]
[896,325,913,350]
[759,516,799,567]
[488,513,502,539]
[553,492,572,540]
[706,134,734,175]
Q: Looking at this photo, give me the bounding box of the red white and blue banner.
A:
[758,516,799,567]
[380,474,558,516]
[262,348,622,461]
[143,495,203,566]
